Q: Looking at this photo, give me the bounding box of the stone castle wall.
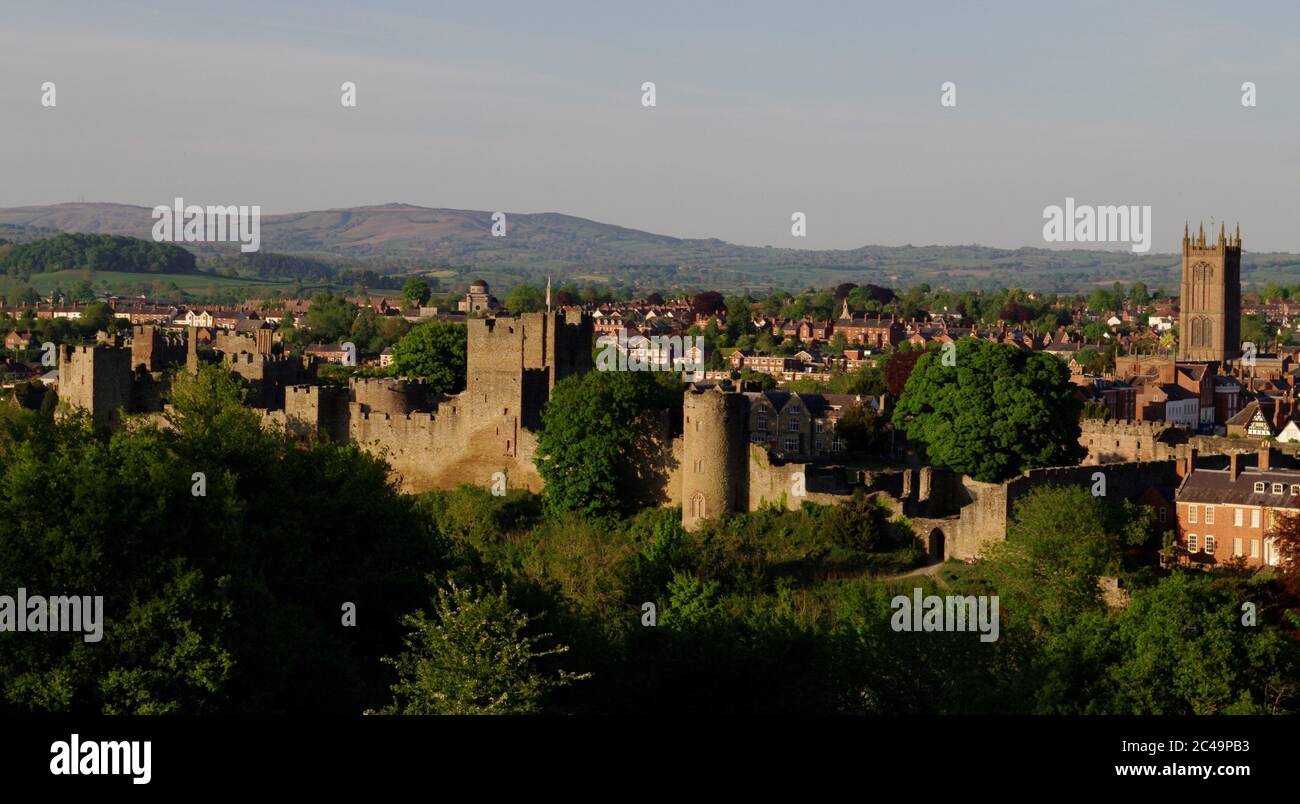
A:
[58,344,133,424]
[1078,419,1188,463]
[272,311,596,495]
[1078,418,1300,464]
[350,377,430,416]
[923,460,1181,561]
[130,325,187,373]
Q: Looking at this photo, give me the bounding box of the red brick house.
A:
[1175,445,1290,568]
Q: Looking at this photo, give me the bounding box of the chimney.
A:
[1178,447,1199,480]
[1259,444,1272,472]
[1229,452,1240,481]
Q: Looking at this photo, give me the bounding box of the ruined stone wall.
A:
[1189,433,1300,458]
[258,312,597,496]
[225,352,313,408]
[213,329,274,357]
[346,401,545,494]
[932,460,1181,561]
[130,325,186,372]
[744,449,852,511]
[283,384,349,440]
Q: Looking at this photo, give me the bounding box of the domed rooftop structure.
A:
[469,279,489,291]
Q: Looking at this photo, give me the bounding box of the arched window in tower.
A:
[691,493,706,520]
[1193,262,1214,309]
[1190,316,1211,348]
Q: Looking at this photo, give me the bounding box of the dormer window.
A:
[1273,483,1285,495]
[1254,482,1266,493]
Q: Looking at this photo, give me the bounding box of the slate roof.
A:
[1178,466,1300,507]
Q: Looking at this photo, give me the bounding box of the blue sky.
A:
[2,1,1298,251]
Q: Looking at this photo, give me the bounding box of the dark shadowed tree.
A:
[536,370,679,518]
[691,291,726,318]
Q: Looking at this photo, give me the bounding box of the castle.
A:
[271,309,594,492]
[56,310,878,530]
[679,385,866,530]
[58,311,596,495]
[54,297,1196,565]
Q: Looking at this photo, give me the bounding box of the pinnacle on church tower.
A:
[1178,220,1241,363]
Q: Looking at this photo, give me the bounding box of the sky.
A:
[1,1,1298,252]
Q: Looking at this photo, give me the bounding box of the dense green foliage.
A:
[535,370,681,518]
[834,403,887,453]
[892,338,1085,481]
[976,486,1297,714]
[0,234,196,278]
[0,365,450,713]
[504,284,546,313]
[401,279,431,309]
[388,321,467,394]
[391,484,1298,714]
[301,292,359,343]
[1,368,1295,715]
[374,580,587,714]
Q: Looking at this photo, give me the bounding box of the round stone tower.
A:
[682,385,748,530]
[349,377,429,415]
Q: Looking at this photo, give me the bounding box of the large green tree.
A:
[981,485,1150,632]
[505,284,545,313]
[891,338,1084,481]
[304,293,359,342]
[401,279,431,309]
[388,321,467,394]
[535,370,679,518]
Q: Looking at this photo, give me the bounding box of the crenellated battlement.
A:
[61,311,594,496]
[1079,419,1175,437]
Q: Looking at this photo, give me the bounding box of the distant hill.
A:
[0,233,196,277]
[3,202,1300,293]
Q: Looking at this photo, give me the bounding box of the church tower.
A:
[1177,222,1241,363]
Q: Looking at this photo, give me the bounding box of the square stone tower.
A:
[1178,222,1241,363]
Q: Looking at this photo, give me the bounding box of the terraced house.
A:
[1175,445,1290,568]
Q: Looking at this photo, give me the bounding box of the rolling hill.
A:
[4,202,1300,294]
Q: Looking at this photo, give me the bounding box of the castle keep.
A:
[270,310,594,492]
